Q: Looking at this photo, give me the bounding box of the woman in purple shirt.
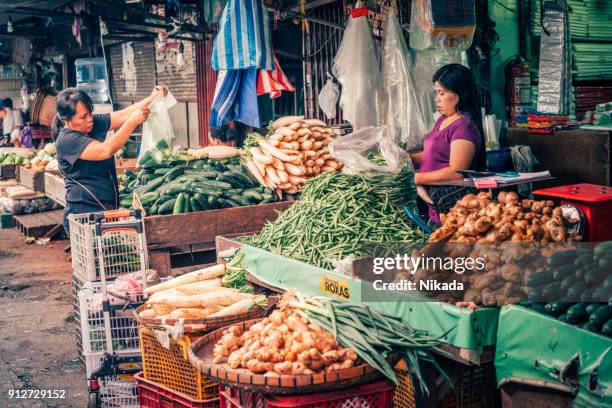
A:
[410,64,486,218]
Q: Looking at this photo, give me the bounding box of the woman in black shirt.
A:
[53,86,165,233]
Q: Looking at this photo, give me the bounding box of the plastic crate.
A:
[140,327,219,401]
[84,349,142,380]
[439,363,498,408]
[219,380,395,408]
[72,273,87,366]
[136,372,221,408]
[69,212,148,282]
[79,280,144,354]
[393,359,416,408]
[97,376,140,408]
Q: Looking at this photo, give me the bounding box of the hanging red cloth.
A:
[257,54,295,99]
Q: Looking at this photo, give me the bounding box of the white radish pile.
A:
[244,116,343,198]
[138,264,266,320]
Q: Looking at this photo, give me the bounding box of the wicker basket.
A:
[140,327,218,401]
[394,359,416,408]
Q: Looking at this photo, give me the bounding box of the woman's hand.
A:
[128,106,150,126]
[150,85,168,99]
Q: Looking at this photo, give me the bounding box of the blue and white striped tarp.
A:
[212,0,274,71]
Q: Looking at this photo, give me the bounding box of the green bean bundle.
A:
[250,171,426,269]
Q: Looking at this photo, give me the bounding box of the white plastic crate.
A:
[78,280,144,354]
[85,350,141,408]
[69,212,148,282]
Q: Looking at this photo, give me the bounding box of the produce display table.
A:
[144,201,292,277]
[239,244,499,365]
[44,172,66,206]
[507,127,611,187]
[495,305,612,407]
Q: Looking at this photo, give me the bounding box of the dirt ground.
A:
[0,228,86,408]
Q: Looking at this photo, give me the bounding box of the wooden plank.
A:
[18,166,45,192]
[148,250,172,278]
[44,172,66,206]
[13,209,64,238]
[507,127,611,187]
[144,201,292,249]
[0,164,17,180]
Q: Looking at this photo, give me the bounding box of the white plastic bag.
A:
[318,77,339,119]
[382,12,428,151]
[332,4,382,130]
[138,91,177,164]
[329,125,412,174]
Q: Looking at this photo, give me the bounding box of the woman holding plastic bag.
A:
[53,86,167,234]
[411,64,485,222]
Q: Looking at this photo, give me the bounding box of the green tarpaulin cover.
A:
[495,305,612,407]
[241,244,498,353]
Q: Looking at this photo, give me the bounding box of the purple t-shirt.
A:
[419,115,482,172]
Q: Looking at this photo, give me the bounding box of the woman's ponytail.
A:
[51,114,63,142]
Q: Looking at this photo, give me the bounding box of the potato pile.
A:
[244,116,343,197]
[212,304,358,376]
[430,191,575,243]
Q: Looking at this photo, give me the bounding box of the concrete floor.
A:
[0,228,86,408]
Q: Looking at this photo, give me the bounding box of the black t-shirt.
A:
[56,113,118,207]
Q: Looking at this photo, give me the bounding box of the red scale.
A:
[533,183,612,242]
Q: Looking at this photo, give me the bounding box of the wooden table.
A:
[507,127,611,187]
[44,172,66,206]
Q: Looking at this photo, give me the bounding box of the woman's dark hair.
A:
[2,98,13,109]
[52,88,94,140]
[433,64,486,171]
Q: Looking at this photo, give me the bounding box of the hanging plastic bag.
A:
[137,91,177,166]
[382,11,428,151]
[329,125,412,174]
[332,4,382,130]
[318,76,340,119]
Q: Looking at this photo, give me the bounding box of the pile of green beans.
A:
[250,171,427,269]
[290,294,445,393]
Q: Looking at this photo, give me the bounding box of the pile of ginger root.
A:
[212,295,358,376]
[430,191,577,243]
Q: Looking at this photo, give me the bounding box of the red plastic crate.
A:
[136,372,220,408]
[219,380,395,408]
[533,183,612,241]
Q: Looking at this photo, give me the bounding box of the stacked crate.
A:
[69,211,149,408]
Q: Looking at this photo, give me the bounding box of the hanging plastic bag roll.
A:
[382,11,428,151]
[318,76,340,119]
[332,4,382,130]
[137,90,178,165]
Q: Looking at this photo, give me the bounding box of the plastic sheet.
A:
[332,4,382,130]
[409,0,475,52]
[382,11,427,151]
[0,197,62,215]
[329,126,412,175]
[138,92,177,165]
[318,77,340,119]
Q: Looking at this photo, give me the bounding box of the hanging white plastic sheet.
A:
[138,91,178,165]
[332,5,382,131]
[382,11,428,151]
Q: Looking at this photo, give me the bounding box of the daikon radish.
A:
[275,127,295,137]
[315,158,325,167]
[152,304,174,315]
[265,165,281,184]
[250,147,274,165]
[169,307,215,319]
[271,158,285,171]
[263,175,278,189]
[304,119,327,127]
[145,264,226,294]
[279,142,294,149]
[288,175,307,185]
[200,145,241,159]
[201,292,255,308]
[174,278,224,294]
[276,168,289,183]
[245,159,268,187]
[139,308,158,319]
[269,139,280,147]
[300,140,313,150]
[259,139,301,163]
[321,166,335,173]
[207,295,266,318]
[272,115,304,129]
[284,162,305,176]
[297,128,311,136]
[270,133,284,142]
[253,158,267,179]
[278,182,292,189]
[288,122,301,131]
[149,292,213,308]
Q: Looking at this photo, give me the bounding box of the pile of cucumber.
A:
[524,241,612,337]
[118,157,291,216]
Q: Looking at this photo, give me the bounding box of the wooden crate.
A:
[13,209,64,238]
[44,172,66,206]
[145,201,292,277]
[18,166,45,192]
[0,164,17,180]
[115,158,138,175]
[500,381,574,408]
